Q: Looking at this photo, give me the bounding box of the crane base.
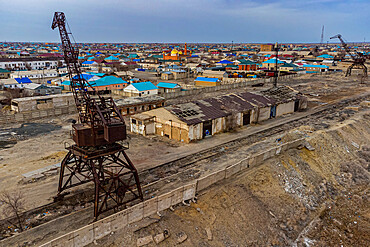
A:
[57,143,143,219]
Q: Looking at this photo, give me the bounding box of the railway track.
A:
[1,92,369,244]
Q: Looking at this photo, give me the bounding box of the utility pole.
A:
[274,42,279,88]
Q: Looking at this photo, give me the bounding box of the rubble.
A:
[136,235,153,247]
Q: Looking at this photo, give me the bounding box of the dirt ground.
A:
[0,73,368,210]
[0,73,369,245]
[93,110,370,247]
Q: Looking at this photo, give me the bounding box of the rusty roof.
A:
[165,91,276,125]
[260,85,299,103]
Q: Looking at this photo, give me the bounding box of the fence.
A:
[37,137,305,247]
[161,74,299,100]
[0,106,77,125]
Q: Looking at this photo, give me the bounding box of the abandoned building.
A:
[115,95,165,116]
[129,86,307,143]
[11,93,74,112]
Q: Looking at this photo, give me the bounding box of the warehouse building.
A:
[130,86,307,143]
[115,95,165,116]
[11,93,74,112]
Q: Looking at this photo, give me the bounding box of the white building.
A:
[123,81,158,97]
[10,69,61,79]
[0,78,32,89]
[0,58,64,71]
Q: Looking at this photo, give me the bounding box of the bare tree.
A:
[0,190,26,232]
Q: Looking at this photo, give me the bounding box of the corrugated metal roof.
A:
[260,85,298,103]
[131,81,158,91]
[165,91,276,125]
[194,77,219,82]
[157,82,180,89]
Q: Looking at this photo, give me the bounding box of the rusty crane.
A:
[330,34,367,78]
[51,12,143,219]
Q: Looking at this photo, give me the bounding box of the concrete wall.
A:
[258,106,271,122]
[160,74,299,100]
[0,106,77,125]
[212,117,225,135]
[276,101,295,117]
[188,123,202,141]
[38,137,306,247]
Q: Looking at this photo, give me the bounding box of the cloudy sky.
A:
[0,0,369,43]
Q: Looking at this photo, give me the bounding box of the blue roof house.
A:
[124,81,158,97]
[156,82,182,93]
[317,54,334,59]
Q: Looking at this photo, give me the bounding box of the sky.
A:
[0,0,369,43]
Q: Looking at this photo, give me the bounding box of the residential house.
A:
[0,77,32,89]
[156,82,182,94]
[279,63,299,72]
[23,83,62,96]
[262,58,285,70]
[194,77,220,87]
[0,68,10,79]
[302,64,329,73]
[237,59,258,71]
[123,81,158,97]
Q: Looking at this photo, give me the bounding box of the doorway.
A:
[270,105,276,118]
[243,112,250,125]
[203,120,212,138]
[294,100,300,112]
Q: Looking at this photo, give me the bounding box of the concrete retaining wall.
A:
[0,106,77,125]
[39,137,305,247]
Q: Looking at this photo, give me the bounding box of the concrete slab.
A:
[22,163,61,178]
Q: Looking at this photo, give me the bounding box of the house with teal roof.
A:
[124,81,158,97]
[262,58,285,70]
[317,54,334,59]
[105,56,119,62]
[156,82,181,93]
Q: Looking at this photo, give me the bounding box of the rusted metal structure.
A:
[330,34,367,78]
[52,12,142,219]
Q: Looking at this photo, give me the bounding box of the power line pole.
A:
[274,42,279,88]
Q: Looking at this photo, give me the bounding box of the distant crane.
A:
[330,34,367,78]
[320,25,324,45]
